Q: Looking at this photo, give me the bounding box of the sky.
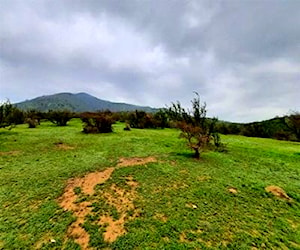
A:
[0,0,299,122]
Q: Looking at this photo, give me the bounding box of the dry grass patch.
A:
[54,142,75,150]
[117,156,157,167]
[0,150,21,156]
[265,185,292,201]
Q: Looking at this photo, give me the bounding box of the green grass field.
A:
[1,119,299,249]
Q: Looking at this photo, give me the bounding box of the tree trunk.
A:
[194,148,200,159]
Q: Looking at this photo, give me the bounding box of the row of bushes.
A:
[1,100,299,141]
[0,100,170,133]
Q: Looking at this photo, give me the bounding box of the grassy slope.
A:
[0,120,299,249]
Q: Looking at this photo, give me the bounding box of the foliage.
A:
[0,100,24,128]
[168,93,223,158]
[25,118,39,128]
[24,109,44,128]
[285,111,300,141]
[153,109,170,128]
[215,115,300,142]
[47,110,73,126]
[127,110,170,129]
[81,112,115,133]
[128,110,154,129]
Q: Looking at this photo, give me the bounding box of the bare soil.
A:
[58,167,114,249]
[99,181,139,243]
[58,156,155,249]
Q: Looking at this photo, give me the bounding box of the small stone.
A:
[50,239,56,243]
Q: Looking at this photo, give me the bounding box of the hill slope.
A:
[15,92,157,112]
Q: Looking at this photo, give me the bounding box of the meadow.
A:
[0,119,299,249]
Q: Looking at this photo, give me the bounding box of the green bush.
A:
[47,110,73,126]
[81,112,115,133]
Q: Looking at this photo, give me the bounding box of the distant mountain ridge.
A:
[15,92,158,113]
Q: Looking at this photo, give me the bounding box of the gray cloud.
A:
[0,0,299,122]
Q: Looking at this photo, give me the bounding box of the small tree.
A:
[168,93,223,159]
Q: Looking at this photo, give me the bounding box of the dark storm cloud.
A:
[0,0,299,122]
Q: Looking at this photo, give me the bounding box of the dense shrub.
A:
[47,110,73,126]
[0,100,24,128]
[285,112,300,141]
[25,118,39,128]
[127,110,169,129]
[127,110,154,129]
[81,112,115,133]
[25,110,44,124]
[153,109,170,128]
[24,109,44,128]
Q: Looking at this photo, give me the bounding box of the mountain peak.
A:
[15,92,158,113]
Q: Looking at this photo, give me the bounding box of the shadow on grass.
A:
[172,151,196,159]
[0,130,18,136]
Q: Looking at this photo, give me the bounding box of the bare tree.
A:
[168,93,222,159]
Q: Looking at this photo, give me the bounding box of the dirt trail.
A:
[58,157,156,249]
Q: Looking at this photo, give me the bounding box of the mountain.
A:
[15,92,158,113]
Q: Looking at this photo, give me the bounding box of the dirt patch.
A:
[265,185,292,201]
[54,142,75,150]
[58,156,153,248]
[117,156,157,167]
[99,180,139,243]
[0,150,21,156]
[58,168,114,249]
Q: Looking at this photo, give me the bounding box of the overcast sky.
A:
[0,0,299,122]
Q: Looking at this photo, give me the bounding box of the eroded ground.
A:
[58,156,156,249]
